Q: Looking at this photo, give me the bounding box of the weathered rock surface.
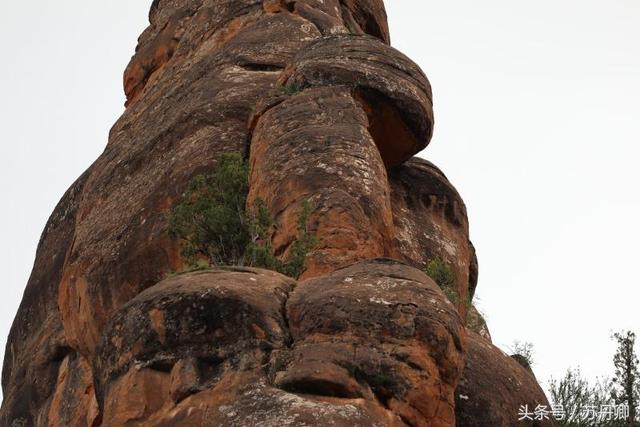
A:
[89,261,466,426]
[465,305,492,343]
[95,268,295,425]
[1,0,551,426]
[0,172,90,427]
[455,332,554,427]
[390,158,476,316]
[280,35,434,167]
[283,260,465,427]
[248,86,396,279]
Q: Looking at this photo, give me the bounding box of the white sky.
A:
[1,0,639,401]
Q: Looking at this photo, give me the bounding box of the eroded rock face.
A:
[390,158,476,316]
[455,333,554,427]
[51,260,465,426]
[248,86,396,279]
[283,260,465,427]
[95,268,295,425]
[0,172,90,426]
[1,0,550,426]
[279,35,434,168]
[91,261,464,427]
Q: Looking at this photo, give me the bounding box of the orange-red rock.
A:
[248,86,396,278]
[1,1,552,426]
[284,259,466,427]
[390,158,476,317]
[279,36,434,167]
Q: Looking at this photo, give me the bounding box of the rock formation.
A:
[1,1,553,426]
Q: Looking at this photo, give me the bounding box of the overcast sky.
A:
[1,0,638,401]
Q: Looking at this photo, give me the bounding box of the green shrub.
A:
[443,287,461,306]
[278,81,301,96]
[168,153,316,278]
[278,200,318,279]
[164,259,210,280]
[510,340,535,367]
[425,256,455,288]
[245,199,317,279]
[425,256,461,304]
[168,152,251,267]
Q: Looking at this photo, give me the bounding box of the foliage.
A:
[509,340,535,367]
[548,332,640,427]
[270,348,292,376]
[244,197,280,271]
[465,300,490,336]
[278,80,301,96]
[168,153,316,278]
[612,331,640,424]
[245,199,318,279]
[442,287,460,306]
[168,152,251,267]
[549,368,617,427]
[164,259,210,280]
[425,256,466,308]
[425,256,455,289]
[369,372,395,390]
[279,200,318,279]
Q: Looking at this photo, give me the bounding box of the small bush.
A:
[270,348,292,374]
[278,81,301,96]
[245,200,318,279]
[510,340,535,367]
[465,299,488,331]
[425,256,462,306]
[278,200,318,279]
[164,259,210,280]
[168,153,316,278]
[425,256,455,288]
[168,152,251,267]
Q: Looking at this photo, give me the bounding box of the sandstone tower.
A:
[1,1,552,425]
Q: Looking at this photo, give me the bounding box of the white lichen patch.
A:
[369,297,392,305]
[217,381,384,426]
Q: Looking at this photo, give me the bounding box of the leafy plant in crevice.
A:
[425,256,455,287]
[278,200,318,279]
[465,296,489,333]
[268,348,293,381]
[163,259,210,280]
[425,256,460,304]
[246,199,318,279]
[168,152,251,267]
[278,80,301,96]
[167,152,316,279]
[509,340,535,368]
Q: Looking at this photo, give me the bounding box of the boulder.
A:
[284,259,466,427]
[280,35,434,167]
[248,86,396,279]
[390,158,476,316]
[455,332,555,427]
[94,268,295,425]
